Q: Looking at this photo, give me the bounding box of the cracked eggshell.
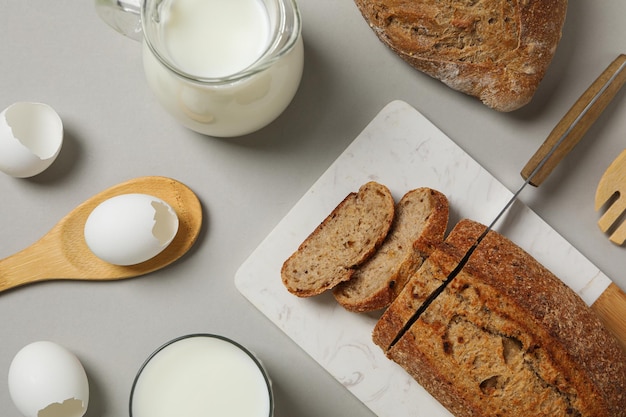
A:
[8,341,89,417]
[0,102,63,178]
[84,193,180,266]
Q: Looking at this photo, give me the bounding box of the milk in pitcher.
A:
[142,0,304,137]
[163,0,269,77]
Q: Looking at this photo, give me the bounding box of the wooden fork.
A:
[596,149,626,244]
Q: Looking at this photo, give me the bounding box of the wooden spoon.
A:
[0,176,202,293]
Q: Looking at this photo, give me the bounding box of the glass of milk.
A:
[96,0,303,137]
[130,334,274,417]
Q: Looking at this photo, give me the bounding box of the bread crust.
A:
[333,187,449,312]
[375,219,626,416]
[353,0,568,111]
[281,182,395,297]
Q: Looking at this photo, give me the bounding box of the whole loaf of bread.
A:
[353,0,568,111]
[374,219,626,417]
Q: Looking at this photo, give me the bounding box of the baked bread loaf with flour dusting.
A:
[333,187,449,312]
[374,219,626,417]
[353,0,568,111]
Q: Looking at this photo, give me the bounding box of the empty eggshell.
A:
[8,341,89,417]
[84,193,180,266]
[0,102,63,178]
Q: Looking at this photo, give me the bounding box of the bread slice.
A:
[281,182,395,297]
[374,219,626,417]
[332,187,449,312]
[353,0,568,111]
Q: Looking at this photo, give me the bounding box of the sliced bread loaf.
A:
[353,0,568,111]
[281,181,395,297]
[374,219,626,417]
[373,219,481,350]
[333,187,449,312]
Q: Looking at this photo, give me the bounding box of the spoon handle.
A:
[0,234,69,292]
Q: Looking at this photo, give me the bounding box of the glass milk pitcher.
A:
[96,0,304,137]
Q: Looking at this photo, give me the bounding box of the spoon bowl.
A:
[0,176,202,293]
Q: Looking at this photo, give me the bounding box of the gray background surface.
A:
[1,1,625,416]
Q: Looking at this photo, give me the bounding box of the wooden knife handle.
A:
[521,54,626,186]
[591,282,626,353]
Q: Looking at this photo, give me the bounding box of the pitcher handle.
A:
[95,0,143,41]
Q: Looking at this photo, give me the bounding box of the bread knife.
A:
[389,54,626,349]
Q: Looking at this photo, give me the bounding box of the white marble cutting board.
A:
[234,100,611,417]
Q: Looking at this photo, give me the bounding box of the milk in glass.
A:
[130,335,272,417]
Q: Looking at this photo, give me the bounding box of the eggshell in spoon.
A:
[8,341,89,417]
[84,193,180,266]
[0,102,63,178]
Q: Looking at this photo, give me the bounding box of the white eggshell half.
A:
[8,341,89,417]
[0,102,63,178]
[84,193,180,266]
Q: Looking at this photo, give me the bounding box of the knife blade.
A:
[389,53,626,349]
